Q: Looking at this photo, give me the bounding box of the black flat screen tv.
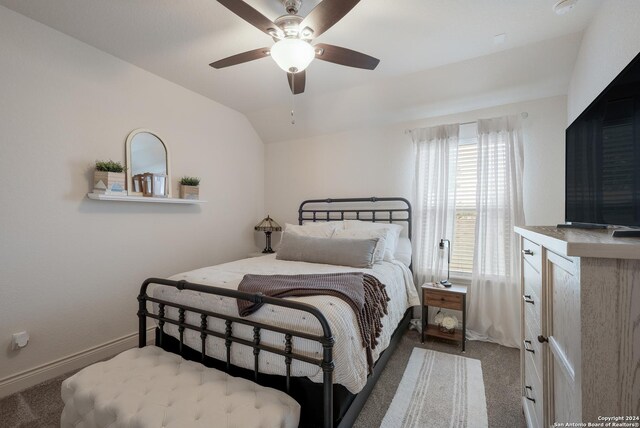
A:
[565,51,640,228]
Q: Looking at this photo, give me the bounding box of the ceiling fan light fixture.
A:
[270,38,315,73]
[553,0,578,15]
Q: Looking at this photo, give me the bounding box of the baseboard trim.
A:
[0,327,155,399]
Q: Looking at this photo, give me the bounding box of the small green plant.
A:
[180,176,201,186]
[95,160,125,173]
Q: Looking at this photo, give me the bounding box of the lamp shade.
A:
[270,38,315,73]
[255,215,282,232]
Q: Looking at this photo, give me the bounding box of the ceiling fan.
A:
[210,0,380,95]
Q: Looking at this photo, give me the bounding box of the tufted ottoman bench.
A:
[60,346,300,428]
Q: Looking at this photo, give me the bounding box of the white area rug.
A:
[380,348,488,428]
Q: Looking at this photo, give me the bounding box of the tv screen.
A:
[565,52,640,227]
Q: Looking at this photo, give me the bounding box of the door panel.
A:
[546,250,581,424]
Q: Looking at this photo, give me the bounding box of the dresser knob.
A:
[523,295,535,304]
[537,335,548,343]
[522,249,534,256]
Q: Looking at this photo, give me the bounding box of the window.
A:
[450,124,478,275]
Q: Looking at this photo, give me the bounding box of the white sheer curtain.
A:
[411,124,460,287]
[467,116,525,348]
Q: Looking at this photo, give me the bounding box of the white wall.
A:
[251,33,581,143]
[265,95,567,229]
[0,6,264,386]
[568,0,640,123]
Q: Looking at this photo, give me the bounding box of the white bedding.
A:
[151,254,419,394]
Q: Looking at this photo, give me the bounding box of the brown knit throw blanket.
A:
[237,272,390,372]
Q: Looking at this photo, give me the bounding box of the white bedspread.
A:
[151,255,419,394]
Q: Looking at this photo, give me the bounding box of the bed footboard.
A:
[137,278,335,428]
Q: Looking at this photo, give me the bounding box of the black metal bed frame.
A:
[138,278,336,428]
[298,196,412,241]
[138,197,414,428]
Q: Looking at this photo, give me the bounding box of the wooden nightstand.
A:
[421,284,467,352]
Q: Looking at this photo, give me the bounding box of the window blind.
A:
[451,138,478,274]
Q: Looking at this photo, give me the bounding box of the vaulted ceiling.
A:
[0,0,603,142]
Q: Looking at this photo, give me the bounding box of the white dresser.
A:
[515,226,640,427]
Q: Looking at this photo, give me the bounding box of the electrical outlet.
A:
[11,331,29,350]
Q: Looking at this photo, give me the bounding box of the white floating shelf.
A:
[87,193,206,204]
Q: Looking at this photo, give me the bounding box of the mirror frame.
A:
[125,129,171,197]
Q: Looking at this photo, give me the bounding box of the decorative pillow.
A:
[276,232,378,268]
[394,237,412,267]
[283,221,344,239]
[343,220,404,261]
[332,228,387,264]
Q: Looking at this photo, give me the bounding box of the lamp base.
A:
[262,231,274,254]
[439,280,452,288]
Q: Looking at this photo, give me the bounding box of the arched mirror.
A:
[125,129,171,197]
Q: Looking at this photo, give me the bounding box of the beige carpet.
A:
[381,348,487,428]
[0,329,524,428]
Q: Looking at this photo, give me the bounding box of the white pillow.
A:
[332,228,387,264]
[343,220,403,261]
[283,221,344,239]
[394,237,412,267]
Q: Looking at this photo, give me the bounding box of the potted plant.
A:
[93,160,126,195]
[179,176,200,200]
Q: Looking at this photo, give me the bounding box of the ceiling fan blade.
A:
[209,48,270,69]
[287,71,306,94]
[314,43,380,70]
[217,0,281,37]
[300,0,360,39]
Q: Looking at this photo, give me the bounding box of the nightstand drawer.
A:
[424,289,463,310]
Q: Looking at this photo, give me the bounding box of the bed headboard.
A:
[298,197,412,241]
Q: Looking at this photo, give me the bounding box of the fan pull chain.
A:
[290,77,296,125]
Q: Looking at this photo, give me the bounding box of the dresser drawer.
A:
[523,395,538,428]
[522,256,542,303]
[524,352,544,427]
[424,289,463,310]
[523,281,541,332]
[522,238,542,273]
[523,317,544,385]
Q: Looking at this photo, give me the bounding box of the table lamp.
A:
[439,238,452,287]
[255,215,282,253]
